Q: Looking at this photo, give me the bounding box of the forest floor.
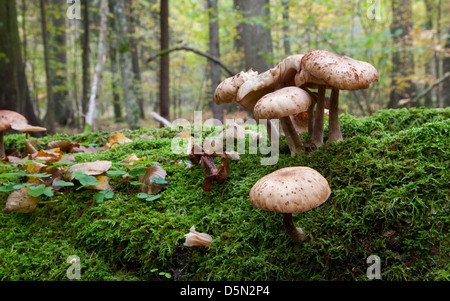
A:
[0,107,448,281]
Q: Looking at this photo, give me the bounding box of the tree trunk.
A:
[108,0,122,122]
[281,0,291,56]
[114,0,141,130]
[125,0,145,119]
[0,0,42,129]
[159,0,170,127]
[50,0,71,126]
[207,0,223,124]
[235,0,273,72]
[84,0,109,133]
[40,0,55,134]
[443,30,450,107]
[388,0,416,108]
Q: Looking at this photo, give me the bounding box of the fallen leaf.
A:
[31,149,62,164]
[138,165,167,195]
[87,175,113,191]
[66,160,112,180]
[121,153,146,169]
[106,133,132,148]
[2,187,40,213]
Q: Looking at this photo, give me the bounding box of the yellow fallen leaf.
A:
[2,187,39,213]
[121,153,146,169]
[106,133,132,148]
[88,175,112,191]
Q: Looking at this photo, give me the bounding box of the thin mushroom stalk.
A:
[279,116,305,156]
[328,87,343,142]
[283,213,305,242]
[310,85,326,148]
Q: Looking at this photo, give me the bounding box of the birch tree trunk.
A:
[84,0,109,133]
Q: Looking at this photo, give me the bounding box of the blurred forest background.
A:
[0,0,449,135]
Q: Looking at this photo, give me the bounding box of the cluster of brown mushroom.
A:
[214,50,379,242]
[214,49,379,154]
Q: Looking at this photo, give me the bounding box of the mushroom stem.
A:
[266,120,279,144]
[310,85,326,148]
[279,116,305,156]
[0,131,5,158]
[328,87,343,143]
[283,213,305,242]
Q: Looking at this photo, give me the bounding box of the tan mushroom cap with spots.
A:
[300,49,379,91]
[253,86,312,121]
[214,69,258,105]
[249,166,331,214]
[236,54,304,109]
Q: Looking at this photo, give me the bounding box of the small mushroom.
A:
[0,110,29,158]
[249,166,331,242]
[298,50,379,146]
[183,226,213,247]
[253,86,312,156]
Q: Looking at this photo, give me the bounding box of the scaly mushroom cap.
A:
[300,50,379,91]
[214,69,258,105]
[0,110,28,131]
[249,166,331,214]
[253,86,312,120]
[236,54,304,109]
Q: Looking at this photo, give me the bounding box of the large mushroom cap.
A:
[214,69,258,105]
[300,50,379,90]
[10,119,47,133]
[236,54,304,109]
[0,110,28,131]
[253,86,312,120]
[249,166,331,214]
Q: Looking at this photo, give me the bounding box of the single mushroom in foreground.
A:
[249,166,331,242]
[297,50,379,146]
[253,86,312,156]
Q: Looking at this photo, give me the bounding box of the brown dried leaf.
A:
[31,149,62,164]
[138,165,167,195]
[121,153,146,169]
[2,187,39,213]
[67,160,113,180]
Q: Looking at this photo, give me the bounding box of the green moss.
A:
[0,107,448,281]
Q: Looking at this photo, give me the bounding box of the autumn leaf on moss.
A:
[66,160,112,180]
[121,153,146,169]
[87,175,113,191]
[106,133,132,148]
[138,165,167,195]
[2,186,40,213]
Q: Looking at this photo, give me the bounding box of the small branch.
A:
[149,112,172,127]
[146,45,236,77]
[411,72,450,105]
